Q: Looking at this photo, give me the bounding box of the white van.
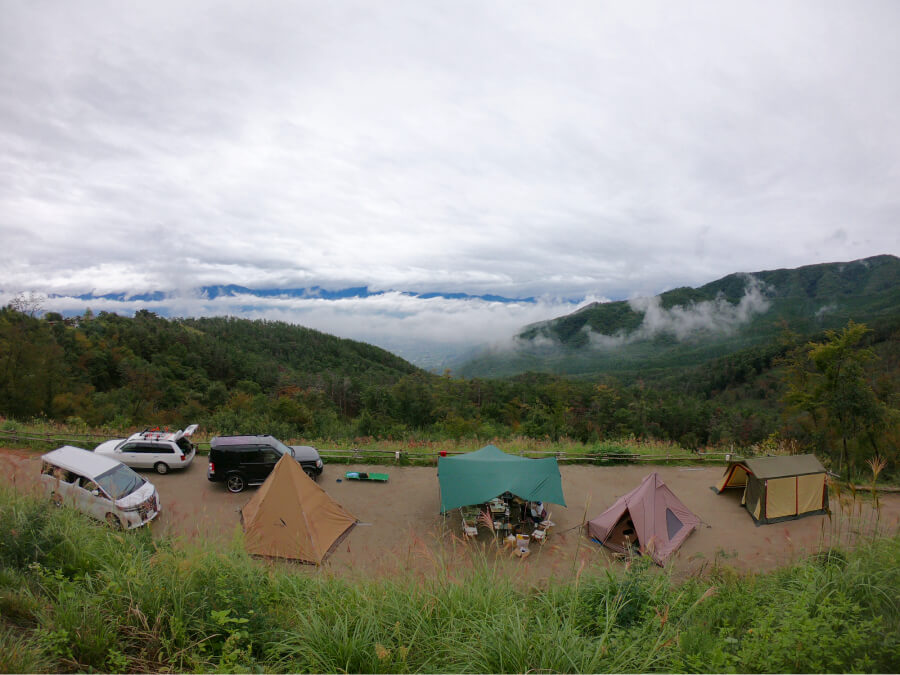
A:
[40,446,161,529]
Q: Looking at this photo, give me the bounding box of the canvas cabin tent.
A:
[437,444,566,513]
[714,454,828,525]
[587,472,699,566]
[241,454,357,564]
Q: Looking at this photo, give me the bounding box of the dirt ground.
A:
[3,447,898,582]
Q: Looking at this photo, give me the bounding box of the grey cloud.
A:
[1,0,898,342]
[3,289,581,360]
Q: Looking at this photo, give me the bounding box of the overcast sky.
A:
[2,1,898,356]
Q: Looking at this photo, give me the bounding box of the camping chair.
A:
[459,508,479,539]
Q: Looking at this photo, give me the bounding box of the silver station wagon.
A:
[94,424,198,474]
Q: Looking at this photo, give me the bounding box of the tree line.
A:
[1,302,896,479]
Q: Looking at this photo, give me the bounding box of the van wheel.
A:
[154,462,169,475]
[105,513,123,530]
[50,493,63,507]
[303,467,317,480]
[226,474,246,493]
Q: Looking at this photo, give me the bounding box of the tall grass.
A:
[1,485,898,673]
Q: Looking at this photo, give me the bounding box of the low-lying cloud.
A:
[585,275,771,347]
[1,288,587,370]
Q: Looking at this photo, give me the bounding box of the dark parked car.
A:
[207,435,324,493]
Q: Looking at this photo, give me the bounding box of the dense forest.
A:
[0,300,897,479]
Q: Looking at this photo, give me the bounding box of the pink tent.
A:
[587,472,699,566]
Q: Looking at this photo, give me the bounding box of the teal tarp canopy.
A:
[438,445,566,513]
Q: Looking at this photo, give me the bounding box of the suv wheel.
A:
[154,462,169,475]
[226,473,246,493]
[303,467,317,480]
[105,513,123,530]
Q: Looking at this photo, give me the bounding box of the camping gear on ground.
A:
[587,472,699,566]
[241,454,357,565]
[437,444,566,513]
[345,471,389,482]
[514,532,531,557]
[714,454,828,525]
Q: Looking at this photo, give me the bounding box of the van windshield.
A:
[95,464,145,499]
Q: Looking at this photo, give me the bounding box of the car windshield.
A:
[269,437,295,457]
[95,464,145,500]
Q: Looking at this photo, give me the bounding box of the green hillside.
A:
[0,308,423,435]
[458,255,900,379]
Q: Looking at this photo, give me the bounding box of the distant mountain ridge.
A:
[456,254,900,379]
[44,285,539,305]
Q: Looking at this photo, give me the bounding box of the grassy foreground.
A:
[1,488,898,673]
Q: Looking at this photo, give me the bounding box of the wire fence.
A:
[0,428,735,466]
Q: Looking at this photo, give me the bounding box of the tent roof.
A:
[736,454,825,479]
[437,444,566,513]
[241,455,357,564]
[587,472,699,565]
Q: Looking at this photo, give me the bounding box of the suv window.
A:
[238,449,260,462]
[259,448,281,463]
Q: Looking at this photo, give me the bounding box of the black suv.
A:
[207,435,324,493]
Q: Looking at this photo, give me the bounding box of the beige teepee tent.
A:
[241,454,357,564]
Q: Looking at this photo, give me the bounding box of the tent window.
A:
[665,508,683,540]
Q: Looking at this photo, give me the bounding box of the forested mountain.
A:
[457,255,900,379]
[0,308,423,437]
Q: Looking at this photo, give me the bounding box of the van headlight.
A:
[316,459,323,468]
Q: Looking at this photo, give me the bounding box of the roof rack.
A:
[137,427,173,441]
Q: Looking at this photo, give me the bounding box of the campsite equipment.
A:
[714,454,828,525]
[587,472,699,566]
[345,471,389,482]
[241,454,357,565]
[437,444,566,513]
